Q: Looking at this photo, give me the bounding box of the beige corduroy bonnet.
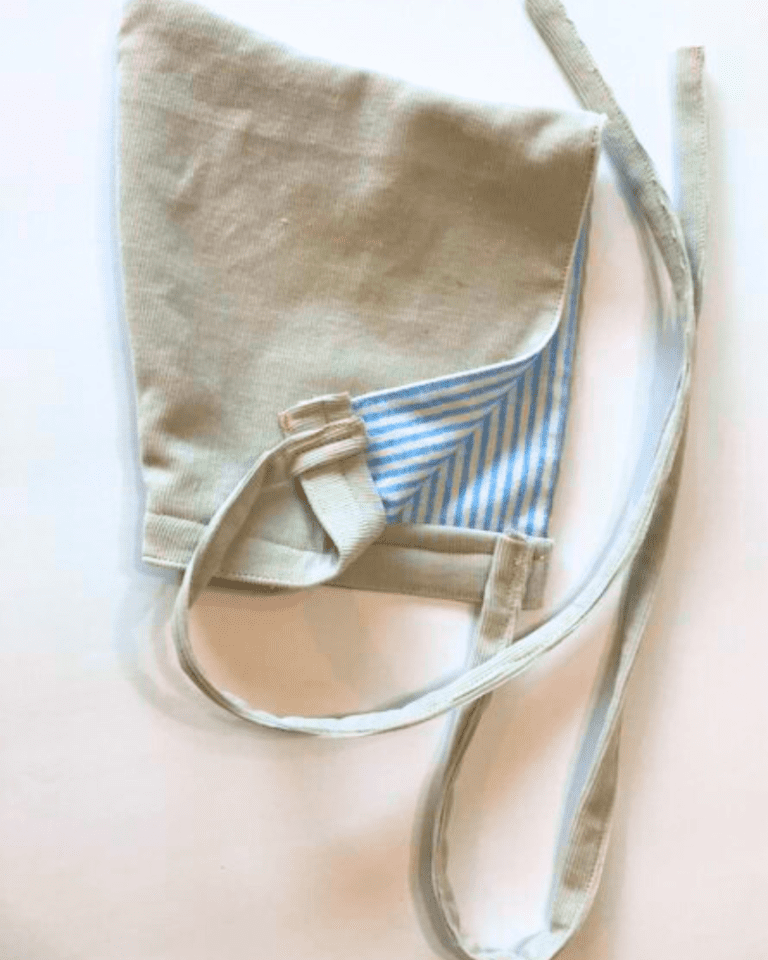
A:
[116,0,708,955]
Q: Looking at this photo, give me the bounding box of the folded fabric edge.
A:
[142,512,552,611]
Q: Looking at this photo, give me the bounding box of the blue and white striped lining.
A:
[350,226,585,538]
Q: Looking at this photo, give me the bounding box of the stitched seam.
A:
[145,512,548,562]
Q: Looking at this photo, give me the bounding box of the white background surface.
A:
[2,0,767,957]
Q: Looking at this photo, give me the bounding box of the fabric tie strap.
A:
[169,3,706,749]
[171,392,550,732]
[166,1,707,952]
[413,2,708,958]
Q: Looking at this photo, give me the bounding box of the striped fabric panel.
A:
[351,226,586,538]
